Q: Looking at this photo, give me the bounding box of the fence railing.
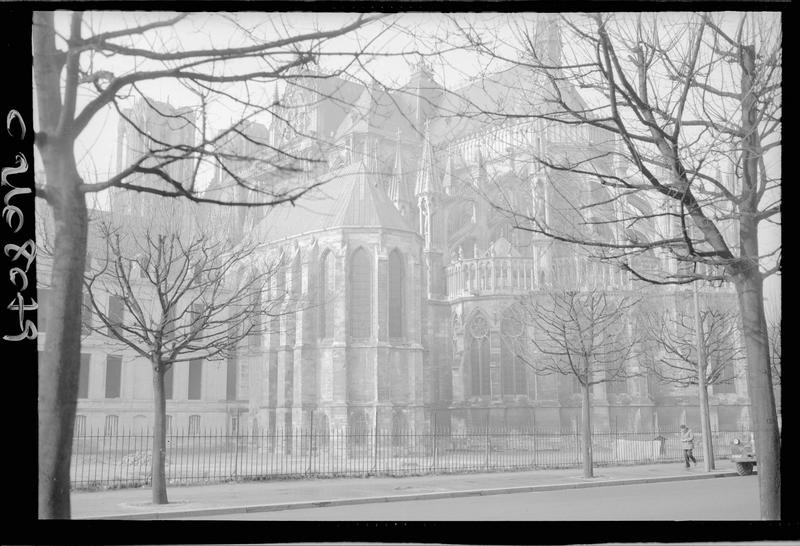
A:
[70,426,751,490]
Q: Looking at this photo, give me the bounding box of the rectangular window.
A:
[74,415,86,436]
[249,328,261,348]
[104,415,118,436]
[165,307,175,341]
[190,303,202,330]
[164,364,174,400]
[166,414,173,432]
[105,355,122,399]
[188,359,202,400]
[138,256,149,278]
[188,415,201,436]
[238,360,249,399]
[38,288,49,333]
[78,353,91,399]
[714,361,737,394]
[607,374,628,394]
[646,369,659,398]
[108,295,125,336]
[81,292,92,335]
[226,357,237,401]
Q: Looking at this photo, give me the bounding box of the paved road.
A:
[182,475,758,520]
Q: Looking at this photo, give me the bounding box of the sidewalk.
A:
[71,462,740,519]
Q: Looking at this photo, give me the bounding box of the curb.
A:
[77,470,739,520]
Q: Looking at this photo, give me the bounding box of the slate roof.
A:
[255,160,415,243]
[429,64,587,145]
[333,83,420,142]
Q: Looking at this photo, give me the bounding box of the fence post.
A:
[532,412,537,467]
[307,409,314,475]
[484,417,490,471]
[432,412,438,473]
[372,407,379,474]
[233,419,240,478]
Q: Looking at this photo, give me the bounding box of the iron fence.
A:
[70,426,751,490]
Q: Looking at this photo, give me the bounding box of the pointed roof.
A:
[415,121,441,196]
[387,142,412,207]
[532,13,563,66]
[364,137,381,179]
[334,83,395,142]
[255,161,414,243]
[441,153,455,194]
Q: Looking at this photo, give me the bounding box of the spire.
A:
[475,145,487,187]
[532,14,562,66]
[441,152,455,195]
[361,136,381,187]
[407,55,442,126]
[387,134,413,214]
[367,137,380,176]
[415,120,441,196]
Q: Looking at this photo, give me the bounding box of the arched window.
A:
[388,250,404,338]
[461,237,476,259]
[500,309,528,396]
[348,408,369,448]
[349,247,372,338]
[275,255,286,298]
[319,251,336,338]
[534,179,547,223]
[391,409,408,447]
[134,415,148,431]
[291,253,302,297]
[313,412,330,448]
[466,314,490,396]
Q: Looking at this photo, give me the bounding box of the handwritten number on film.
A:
[3,109,37,341]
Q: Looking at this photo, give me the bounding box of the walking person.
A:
[680,424,697,469]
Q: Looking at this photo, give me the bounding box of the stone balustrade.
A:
[446,254,735,300]
[446,256,539,299]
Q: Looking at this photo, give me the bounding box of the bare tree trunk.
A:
[35,11,90,519]
[698,385,715,471]
[693,286,715,471]
[151,362,169,505]
[582,382,593,479]
[38,186,87,518]
[735,270,780,519]
[737,43,780,521]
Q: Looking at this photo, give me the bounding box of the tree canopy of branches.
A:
[766,310,780,389]
[440,11,781,518]
[33,10,378,518]
[82,217,282,505]
[519,289,641,478]
[644,293,744,470]
[644,304,743,389]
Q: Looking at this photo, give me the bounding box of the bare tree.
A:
[643,291,745,470]
[81,216,283,505]
[438,12,781,518]
[517,289,641,479]
[33,11,380,517]
[765,300,780,390]
[766,307,780,426]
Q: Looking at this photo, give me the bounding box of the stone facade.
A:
[220,59,751,436]
[46,21,751,437]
